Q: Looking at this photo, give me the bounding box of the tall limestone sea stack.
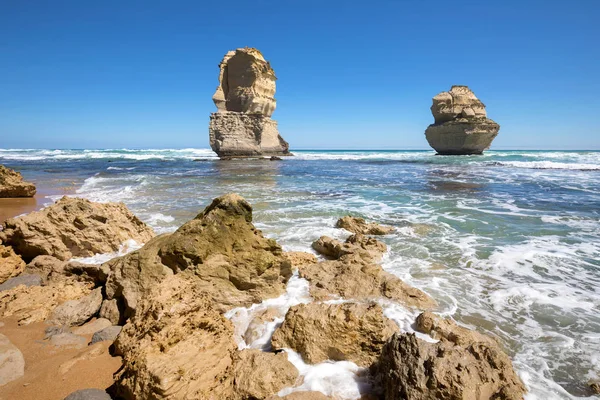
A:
[209,47,290,158]
[425,85,500,155]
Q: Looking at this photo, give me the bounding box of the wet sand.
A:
[0,318,121,400]
[0,196,44,224]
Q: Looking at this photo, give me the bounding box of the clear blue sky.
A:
[1,0,598,150]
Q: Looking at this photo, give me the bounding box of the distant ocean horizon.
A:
[2,148,599,398]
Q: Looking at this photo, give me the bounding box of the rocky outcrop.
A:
[302,234,435,309]
[0,196,155,262]
[0,278,91,325]
[272,302,397,367]
[209,47,290,158]
[425,85,500,155]
[104,193,292,323]
[0,333,25,386]
[372,312,526,400]
[0,244,25,284]
[0,165,36,197]
[336,216,394,235]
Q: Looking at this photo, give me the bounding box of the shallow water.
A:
[2,149,599,398]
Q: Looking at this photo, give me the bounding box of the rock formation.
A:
[271,302,397,367]
[425,85,500,155]
[209,47,290,158]
[0,244,25,284]
[0,196,155,262]
[0,165,36,198]
[0,333,25,386]
[336,216,394,235]
[103,193,292,323]
[372,312,526,400]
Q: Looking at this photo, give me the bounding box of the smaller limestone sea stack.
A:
[209,47,291,158]
[0,165,36,198]
[425,85,500,155]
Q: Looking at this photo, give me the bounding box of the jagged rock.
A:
[0,273,42,292]
[230,349,299,399]
[0,278,91,325]
[0,164,36,198]
[590,380,600,394]
[104,193,292,322]
[91,325,122,344]
[72,318,113,335]
[0,333,25,386]
[284,251,318,268]
[0,244,25,284]
[64,388,112,400]
[372,312,526,400]
[298,258,435,309]
[336,216,394,235]
[0,196,155,262]
[49,288,103,326]
[23,255,66,282]
[64,261,110,285]
[425,85,500,155]
[272,302,397,367]
[112,275,238,399]
[312,234,386,263]
[209,47,290,158]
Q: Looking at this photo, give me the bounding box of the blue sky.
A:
[1,0,598,150]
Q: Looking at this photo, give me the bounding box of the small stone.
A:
[49,288,103,327]
[0,333,25,386]
[0,274,42,292]
[64,388,112,400]
[90,326,122,344]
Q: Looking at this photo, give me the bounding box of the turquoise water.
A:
[1,149,599,398]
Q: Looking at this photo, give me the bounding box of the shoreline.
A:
[0,194,46,224]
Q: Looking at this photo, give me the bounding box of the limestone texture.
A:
[425,85,500,155]
[0,164,36,197]
[372,312,527,400]
[271,302,397,367]
[103,193,292,323]
[0,244,25,284]
[209,47,290,158]
[336,216,394,235]
[0,196,155,262]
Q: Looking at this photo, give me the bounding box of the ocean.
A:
[1,148,599,399]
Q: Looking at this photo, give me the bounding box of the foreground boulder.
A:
[372,312,526,400]
[0,196,155,262]
[272,302,397,367]
[113,274,298,399]
[0,165,36,197]
[336,216,393,235]
[48,287,103,327]
[425,85,500,155]
[104,193,292,323]
[209,47,290,158]
[0,244,25,284]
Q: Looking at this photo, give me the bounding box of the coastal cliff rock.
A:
[372,312,526,400]
[103,193,292,323]
[0,196,155,262]
[209,47,290,158]
[425,85,500,155]
[0,165,36,198]
[0,244,25,284]
[271,302,397,367]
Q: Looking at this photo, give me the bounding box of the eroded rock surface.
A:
[425,85,500,155]
[0,244,25,284]
[209,47,290,158]
[0,196,155,262]
[312,234,387,263]
[336,216,394,235]
[372,312,526,400]
[49,287,103,327]
[272,302,397,367]
[104,193,292,322]
[0,165,36,198]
